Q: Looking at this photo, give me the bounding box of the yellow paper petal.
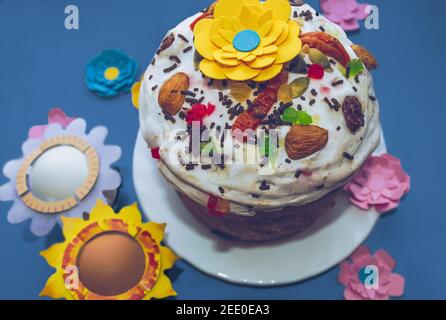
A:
[242,54,257,62]
[253,63,283,81]
[275,21,302,64]
[259,8,274,26]
[222,51,238,59]
[214,49,241,66]
[221,17,235,32]
[131,82,141,109]
[40,243,65,268]
[236,51,250,60]
[252,47,264,56]
[199,59,227,80]
[146,273,177,300]
[240,6,258,30]
[160,246,179,270]
[231,18,245,33]
[214,0,244,19]
[259,20,273,37]
[223,63,261,81]
[219,29,236,43]
[194,32,218,60]
[209,19,223,38]
[260,20,286,46]
[223,45,237,53]
[211,35,229,49]
[40,272,70,299]
[143,222,166,244]
[248,54,277,69]
[275,22,290,46]
[264,0,291,22]
[193,18,214,34]
[263,45,278,55]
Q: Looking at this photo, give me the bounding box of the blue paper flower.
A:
[85,49,138,97]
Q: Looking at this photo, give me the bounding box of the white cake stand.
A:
[133,131,386,286]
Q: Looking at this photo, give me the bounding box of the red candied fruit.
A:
[151,147,160,160]
[308,64,325,80]
[207,195,228,217]
[186,103,215,125]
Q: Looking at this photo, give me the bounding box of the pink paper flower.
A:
[344,153,410,213]
[320,0,370,31]
[28,108,75,139]
[338,245,405,300]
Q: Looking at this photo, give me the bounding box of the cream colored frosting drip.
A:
[139,4,381,216]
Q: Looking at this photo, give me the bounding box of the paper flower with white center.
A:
[40,200,178,300]
[193,0,302,81]
[0,110,121,236]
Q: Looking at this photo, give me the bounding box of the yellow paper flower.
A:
[131,81,141,109]
[40,200,178,300]
[193,0,302,82]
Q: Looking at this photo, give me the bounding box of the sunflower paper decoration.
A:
[193,0,302,81]
[40,200,178,300]
[0,110,121,236]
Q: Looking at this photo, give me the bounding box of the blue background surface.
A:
[0,0,445,300]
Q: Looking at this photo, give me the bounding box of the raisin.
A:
[342,96,365,134]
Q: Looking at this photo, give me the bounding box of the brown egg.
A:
[76,231,146,296]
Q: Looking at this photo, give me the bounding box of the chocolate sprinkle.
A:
[163,63,178,73]
[343,152,354,161]
[177,34,189,43]
[183,46,193,53]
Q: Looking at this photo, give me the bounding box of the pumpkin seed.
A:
[278,84,293,103]
[289,77,310,98]
[309,48,331,69]
[287,54,308,74]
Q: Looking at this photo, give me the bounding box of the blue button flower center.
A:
[233,29,260,52]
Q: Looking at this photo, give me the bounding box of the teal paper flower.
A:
[85,49,138,97]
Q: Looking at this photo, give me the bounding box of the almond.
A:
[158,72,189,115]
[351,44,378,70]
[285,125,328,160]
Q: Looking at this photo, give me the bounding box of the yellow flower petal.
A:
[231,18,245,33]
[131,82,141,109]
[214,0,244,19]
[261,20,286,46]
[211,35,229,48]
[259,8,274,26]
[214,49,241,66]
[252,47,264,56]
[248,54,277,69]
[221,17,235,32]
[223,63,261,81]
[194,32,218,60]
[223,45,237,53]
[236,51,250,60]
[259,20,273,37]
[199,59,227,80]
[194,18,214,34]
[276,21,290,46]
[253,64,283,81]
[240,6,258,30]
[219,29,235,43]
[275,21,302,64]
[264,0,291,22]
[222,51,238,59]
[263,45,278,55]
[242,54,257,62]
[210,19,223,37]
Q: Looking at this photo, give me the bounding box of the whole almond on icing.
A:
[351,44,378,70]
[158,72,189,115]
[285,125,328,160]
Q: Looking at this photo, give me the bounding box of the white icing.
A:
[139,4,381,216]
